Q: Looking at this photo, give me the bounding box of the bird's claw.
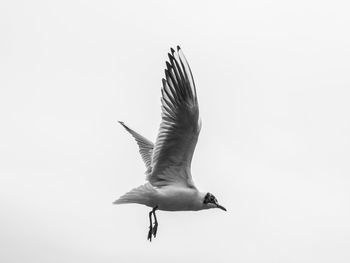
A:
[147,206,158,242]
[147,226,153,241]
[147,223,158,242]
[152,223,158,237]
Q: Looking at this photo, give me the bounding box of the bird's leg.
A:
[151,206,158,238]
[147,210,153,241]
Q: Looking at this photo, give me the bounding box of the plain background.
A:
[1,0,350,262]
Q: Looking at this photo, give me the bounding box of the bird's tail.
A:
[113,183,156,206]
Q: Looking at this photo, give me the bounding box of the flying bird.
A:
[114,46,226,241]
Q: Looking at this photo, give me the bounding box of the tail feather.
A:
[113,184,156,206]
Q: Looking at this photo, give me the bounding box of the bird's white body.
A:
[116,183,207,211]
[154,186,206,211]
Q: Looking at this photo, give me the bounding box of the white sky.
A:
[1,0,350,262]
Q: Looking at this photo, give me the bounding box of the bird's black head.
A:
[203,192,226,211]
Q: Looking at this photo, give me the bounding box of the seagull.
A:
[114,46,226,241]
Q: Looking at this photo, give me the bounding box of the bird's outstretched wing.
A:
[147,46,201,188]
[118,121,154,169]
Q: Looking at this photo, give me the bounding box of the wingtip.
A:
[165,61,172,70]
[118,121,128,129]
[177,45,181,51]
[168,53,174,62]
[170,47,175,54]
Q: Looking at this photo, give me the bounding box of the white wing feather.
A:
[118,121,154,170]
[148,46,201,188]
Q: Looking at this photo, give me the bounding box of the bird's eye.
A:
[204,193,211,204]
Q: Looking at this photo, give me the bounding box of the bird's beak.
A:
[216,204,227,211]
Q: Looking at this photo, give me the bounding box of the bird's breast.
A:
[152,186,202,211]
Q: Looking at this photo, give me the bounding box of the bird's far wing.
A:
[118,121,154,169]
[148,46,201,188]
